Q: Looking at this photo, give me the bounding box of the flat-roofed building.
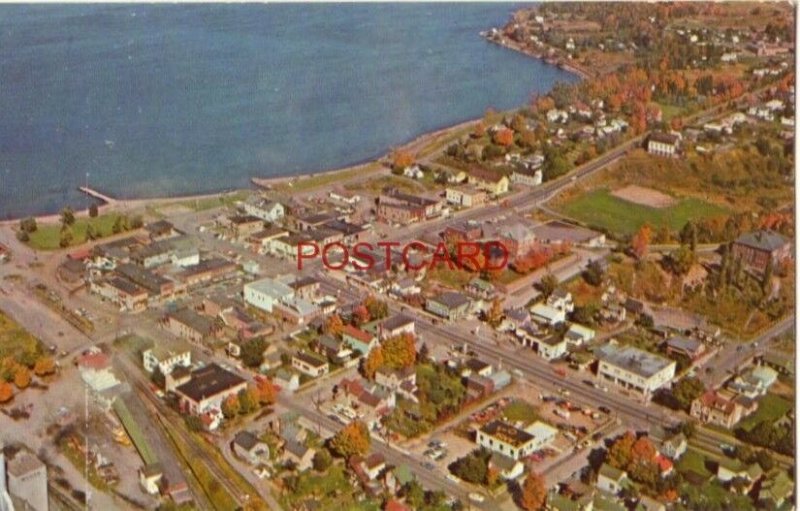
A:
[175,363,247,414]
[596,344,676,399]
[477,419,556,460]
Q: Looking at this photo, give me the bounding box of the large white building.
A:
[142,345,191,375]
[242,197,285,223]
[596,344,676,399]
[5,449,48,511]
[477,420,557,460]
[0,443,14,511]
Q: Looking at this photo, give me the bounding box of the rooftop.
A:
[734,230,790,252]
[7,450,45,477]
[293,352,328,368]
[481,420,533,447]
[245,277,294,301]
[649,131,680,144]
[429,291,470,309]
[595,344,674,378]
[175,363,246,403]
[381,313,415,331]
[168,308,216,336]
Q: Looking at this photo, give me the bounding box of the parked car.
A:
[468,493,486,503]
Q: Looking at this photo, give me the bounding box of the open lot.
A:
[610,185,676,208]
[556,188,728,237]
[737,393,794,432]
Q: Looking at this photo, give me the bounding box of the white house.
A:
[597,463,628,495]
[565,323,595,346]
[535,335,567,361]
[530,303,566,326]
[142,346,191,375]
[546,289,574,313]
[403,165,424,180]
[477,420,554,460]
[292,352,329,378]
[647,132,680,157]
[243,197,285,223]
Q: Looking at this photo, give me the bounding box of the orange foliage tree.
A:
[0,382,13,403]
[13,367,30,389]
[520,472,547,510]
[493,128,515,147]
[34,357,56,377]
[363,347,384,380]
[631,224,652,260]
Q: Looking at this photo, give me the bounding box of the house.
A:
[467,167,509,196]
[758,470,795,508]
[139,463,163,495]
[731,230,792,273]
[466,277,495,300]
[142,345,191,375]
[491,221,537,259]
[244,276,320,325]
[164,308,218,343]
[377,201,426,225]
[463,358,493,377]
[227,215,265,240]
[292,352,329,378]
[647,132,680,157]
[232,431,270,466]
[511,167,543,187]
[488,370,512,391]
[267,234,315,261]
[727,365,778,398]
[329,189,361,205]
[690,389,747,428]
[426,291,471,321]
[76,348,121,393]
[5,449,48,511]
[292,211,342,232]
[390,277,421,297]
[596,463,628,495]
[477,420,556,460]
[242,197,285,223]
[283,440,315,472]
[546,109,569,124]
[378,314,415,340]
[249,227,290,254]
[379,188,443,219]
[403,165,424,179]
[316,335,353,364]
[546,289,574,313]
[91,277,149,312]
[145,220,181,241]
[636,496,666,511]
[717,459,763,486]
[565,324,595,346]
[535,335,567,361]
[445,185,487,208]
[175,363,248,415]
[595,344,676,399]
[758,349,795,376]
[342,324,377,355]
[274,368,300,393]
[489,452,525,480]
[530,303,566,327]
[443,221,483,242]
[664,336,705,360]
[661,433,687,460]
[173,257,236,288]
[360,453,387,480]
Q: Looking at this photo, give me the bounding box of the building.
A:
[232,431,270,466]
[77,348,121,393]
[595,344,676,399]
[731,230,792,273]
[342,324,377,355]
[445,185,487,208]
[646,132,680,157]
[0,443,13,511]
[249,227,290,254]
[142,345,191,375]
[758,470,795,509]
[6,449,48,511]
[565,323,595,346]
[690,390,747,428]
[488,453,524,480]
[139,463,163,495]
[283,440,316,472]
[546,289,574,313]
[242,197,285,223]
[510,167,543,187]
[597,463,628,495]
[664,336,705,360]
[175,363,248,415]
[661,433,687,460]
[467,167,509,196]
[376,201,425,225]
[425,291,471,321]
[174,258,237,288]
[530,303,566,327]
[227,215,264,240]
[165,308,218,343]
[532,221,606,248]
[381,188,443,219]
[244,276,319,324]
[477,420,556,460]
[90,277,149,312]
[535,335,567,361]
[292,352,329,378]
[378,314,415,340]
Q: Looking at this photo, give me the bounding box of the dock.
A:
[78,186,117,205]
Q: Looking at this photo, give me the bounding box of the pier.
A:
[78,186,117,205]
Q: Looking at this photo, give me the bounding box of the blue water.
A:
[0,4,576,218]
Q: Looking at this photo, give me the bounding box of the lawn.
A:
[281,464,380,510]
[345,175,423,195]
[738,393,794,432]
[27,213,126,250]
[501,400,539,426]
[676,448,712,478]
[275,163,383,193]
[557,188,728,237]
[0,311,43,365]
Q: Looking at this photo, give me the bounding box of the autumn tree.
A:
[485,298,504,328]
[352,305,370,326]
[473,121,487,138]
[329,420,370,459]
[363,296,388,320]
[33,357,56,377]
[237,387,259,414]
[221,394,240,418]
[390,149,415,171]
[323,314,345,336]
[0,382,13,403]
[363,347,384,380]
[493,128,515,147]
[255,378,277,406]
[607,431,637,470]
[520,472,547,511]
[631,224,652,260]
[382,334,416,370]
[13,367,31,389]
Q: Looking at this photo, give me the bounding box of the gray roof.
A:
[735,230,790,252]
[233,431,261,451]
[595,344,674,378]
[168,308,216,337]
[666,336,703,354]
[381,314,415,331]
[430,291,470,309]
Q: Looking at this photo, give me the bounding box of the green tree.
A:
[671,377,705,411]
[364,296,389,320]
[538,273,559,299]
[450,450,489,484]
[85,224,98,242]
[221,394,240,418]
[382,334,416,370]
[237,387,258,414]
[404,480,426,509]
[240,338,266,368]
[312,447,332,472]
[666,245,695,275]
[607,431,636,470]
[761,257,774,295]
[130,215,144,229]
[185,415,203,432]
[112,215,124,234]
[150,366,166,390]
[59,228,74,248]
[583,259,605,286]
[60,207,75,228]
[19,217,37,233]
[88,203,99,218]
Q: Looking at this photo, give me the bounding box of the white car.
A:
[446,474,461,484]
[468,492,486,503]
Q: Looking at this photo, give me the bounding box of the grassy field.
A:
[0,311,42,365]
[557,188,728,236]
[738,393,794,432]
[27,213,124,250]
[280,464,380,510]
[274,163,383,193]
[676,448,712,478]
[345,175,423,194]
[501,400,539,425]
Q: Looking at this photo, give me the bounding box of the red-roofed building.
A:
[341,324,377,355]
[690,390,748,428]
[385,500,412,511]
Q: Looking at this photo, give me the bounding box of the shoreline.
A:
[3,18,583,226]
